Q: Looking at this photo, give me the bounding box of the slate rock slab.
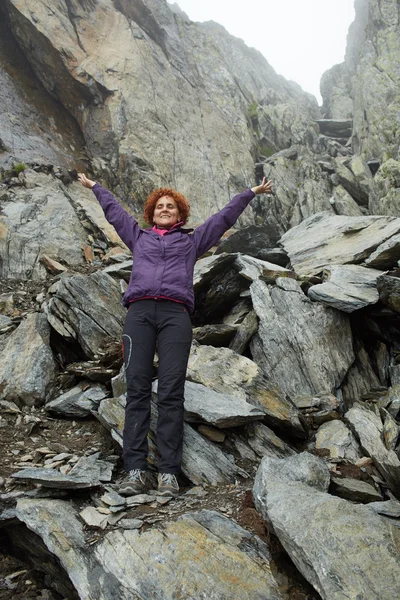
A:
[315,420,362,462]
[330,477,383,503]
[11,468,100,490]
[250,277,354,398]
[47,271,125,358]
[308,264,384,312]
[279,211,400,277]
[253,453,400,600]
[345,404,400,497]
[45,383,108,417]
[0,313,57,407]
[10,500,283,600]
[187,341,306,439]
[154,380,266,428]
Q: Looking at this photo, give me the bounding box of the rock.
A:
[45,383,108,417]
[161,380,266,428]
[192,324,237,347]
[330,477,383,503]
[102,260,133,281]
[117,518,143,530]
[11,468,101,489]
[2,0,318,225]
[40,255,68,275]
[377,275,400,313]
[346,404,400,497]
[197,425,226,443]
[308,265,384,312]
[253,453,400,600]
[315,119,353,138]
[279,211,400,277]
[215,225,286,265]
[69,453,114,484]
[334,158,369,206]
[9,500,282,600]
[228,310,258,355]
[366,234,400,269]
[320,63,353,120]
[315,420,362,462]
[244,423,295,459]
[330,185,364,217]
[342,1,400,163]
[340,342,382,409]
[349,155,374,199]
[0,313,57,406]
[0,173,89,280]
[253,147,334,237]
[0,293,14,316]
[250,277,354,397]
[382,408,400,451]
[382,385,400,420]
[370,159,400,217]
[187,341,306,439]
[80,506,108,529]
[47,271,125,358]
[100,491,126,507]
[367,499,400,518]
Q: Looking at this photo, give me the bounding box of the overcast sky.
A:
[169,0,356,104]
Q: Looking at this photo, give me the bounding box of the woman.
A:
[78,173,272,496]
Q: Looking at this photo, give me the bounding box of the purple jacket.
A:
[92,184,255,312]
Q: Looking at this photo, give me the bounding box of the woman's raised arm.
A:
[77,173,140,250]
[193,177,272,258]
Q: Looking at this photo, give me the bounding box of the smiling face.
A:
[153,195,181,229]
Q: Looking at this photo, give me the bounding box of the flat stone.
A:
[197,425,226,443]
[330,477,383,503]
[45,383,108,417]
[100,491,127,507]
[157,380,266,429]
[308,265,384,312]
[118,518,143,529]
[69,453,114,483]
[366,499,400,518]
[11,468,99,489]
[79,506,108,529]
[192,324,237,347]
[280,212,400,277]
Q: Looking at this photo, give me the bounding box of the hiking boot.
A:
[119,469,153,496]
[157,473,179,497]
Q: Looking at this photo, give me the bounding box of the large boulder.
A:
[46,271,125,358]
[250,278,354,397]
[253,452,400,600]
[5,500,282,600]
[0,313,56,406]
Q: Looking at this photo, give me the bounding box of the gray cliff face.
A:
[0,17,86,170]
[321,0,400,163]
[0,0,318,222]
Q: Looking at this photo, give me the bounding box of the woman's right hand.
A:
[77,173,96,189]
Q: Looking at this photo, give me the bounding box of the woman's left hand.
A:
[251,177,273,195]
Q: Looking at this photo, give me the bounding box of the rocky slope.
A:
[2,1,400,599]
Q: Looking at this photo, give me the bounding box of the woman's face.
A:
[153,196,181,228]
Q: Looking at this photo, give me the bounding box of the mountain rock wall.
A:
[1,0,319,223]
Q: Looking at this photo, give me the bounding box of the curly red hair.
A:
[143,188,190,226]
